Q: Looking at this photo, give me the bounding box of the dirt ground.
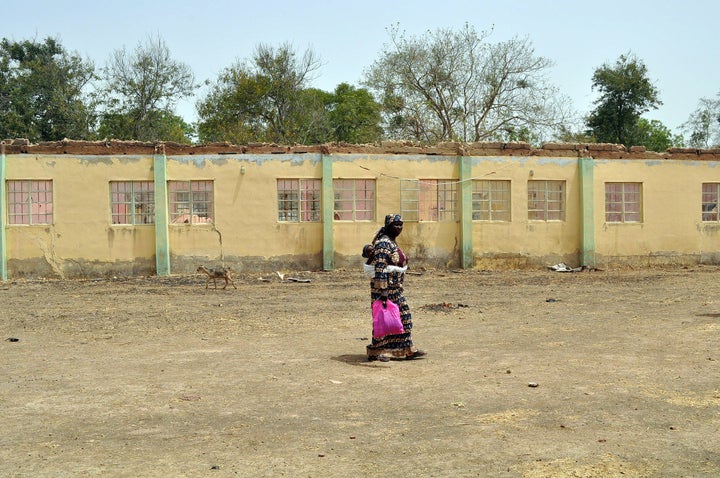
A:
[1,265,719,477]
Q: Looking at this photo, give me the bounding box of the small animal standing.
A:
[197,265,237,290]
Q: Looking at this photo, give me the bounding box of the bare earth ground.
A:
[1,265,719,478]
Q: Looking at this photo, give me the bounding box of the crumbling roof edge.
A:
[1,138,718,161]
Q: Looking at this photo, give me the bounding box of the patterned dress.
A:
[366,233,417,359]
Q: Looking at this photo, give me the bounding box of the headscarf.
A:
[373,214,403,242]
[384,214,402,226]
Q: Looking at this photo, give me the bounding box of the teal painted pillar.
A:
[322,154,334,270]
[579,156,596,268]
[0,142,7,281]
[459,156,473,269]
[153,151,171,276]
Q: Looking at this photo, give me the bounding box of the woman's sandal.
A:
[406,350,427,360]
[368,355,391,362]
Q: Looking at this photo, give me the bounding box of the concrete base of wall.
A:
[467,252,720,271]
[595,253,720,270]
[7,258,157,279]
[7,251,720,280]
[171,254,324,275]
[472,253,584,271]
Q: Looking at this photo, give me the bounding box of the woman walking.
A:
[366,214,426,362]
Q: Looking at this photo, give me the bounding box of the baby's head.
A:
[362,244,373,259]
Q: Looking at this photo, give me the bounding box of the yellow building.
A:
[2,140,720,279]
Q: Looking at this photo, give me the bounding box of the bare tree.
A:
[251,42,323,141]
[363,23,571,144]
[100,34,196,141]
[682,95,720,148]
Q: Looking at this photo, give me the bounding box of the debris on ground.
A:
[548,262,583,272]
[548,263,604,272]
[420,302,470,312]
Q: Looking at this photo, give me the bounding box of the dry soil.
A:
[1,266,719,477]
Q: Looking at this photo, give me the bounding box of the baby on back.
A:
[362,243,407,278]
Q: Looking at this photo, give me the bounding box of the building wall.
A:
[592,158,720,267]
[469,156,582,269]
[5,154,157,277]
[165,154,325,272]
[331,154,462,269]
[2,142,720,279]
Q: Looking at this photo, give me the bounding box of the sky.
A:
[4,0,720,135]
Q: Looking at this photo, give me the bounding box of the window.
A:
[169,180,213,224]
[277,179,321,222]
[7,180,53,225]
[419,179,458,222]
[605,182,642,223]
[702,183,720,222]
[400,179,420,222]
[528,180,565,221]
[333,179,375,221]
[110,181,155,225]
[472,180,511,221]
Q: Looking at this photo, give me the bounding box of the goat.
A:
[197,265,237,290]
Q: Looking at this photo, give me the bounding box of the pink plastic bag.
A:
[372,299,404,338]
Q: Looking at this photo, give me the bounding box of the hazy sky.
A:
[5,0,719,134]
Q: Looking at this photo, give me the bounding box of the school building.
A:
[2,139,720,280]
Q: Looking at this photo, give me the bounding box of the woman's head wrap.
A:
[384,214,402,226]
[372,214,403,243]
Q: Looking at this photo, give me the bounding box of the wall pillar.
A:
[322,154,334,271]
[579,156,596,268]
[459,156,473,269]
[0,142,6,281]
[153,150,171,276]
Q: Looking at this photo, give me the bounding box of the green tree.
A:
[681,95,720,148]
[0,37,95,142]
[586,53,661,147]
[328,83,382,143]
[197,42,323,144]
[291,87,335,144]
[99,35,196,142]
[196,66,265,144]
[363,23,570,144]
[631,118,682,152]
[97,110,194,144]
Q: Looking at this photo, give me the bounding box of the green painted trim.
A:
[322,155,334,270]
[153,154,171,276]
[579,156,596,268]
[0,145,6,281]
[459,156,473,269]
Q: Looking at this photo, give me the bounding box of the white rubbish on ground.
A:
[548,262,583,273]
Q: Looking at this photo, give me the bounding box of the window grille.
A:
[277,179,321,222]
[400,179,420,222]
[333,179,375,221]
[528,180,565,221]
[605,182,642,223]
[472,180,511,221]
[7,180,53,225]
[110,181,155,225]
[418,179,458,222]
[701,183,720,222]
[169,180,214,224]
